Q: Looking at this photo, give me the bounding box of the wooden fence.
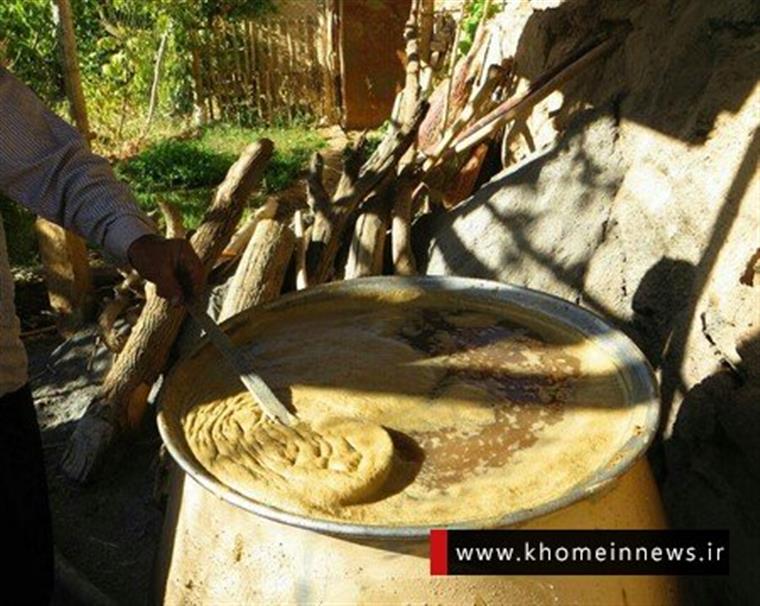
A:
[190,13,338,125]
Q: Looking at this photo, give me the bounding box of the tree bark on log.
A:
[418,0,435,68]
[97,270,143,354]
[61,140,274,482]
[391,168,420,276]
[311,103,427,284]
[157,199,186,239]
[344,179,393,279]
[400,0,421,127]
[217,198,279,267]
[305,151,332,278]
[294,209,310,290]
[218,202,295,322]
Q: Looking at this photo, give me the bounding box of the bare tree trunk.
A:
[140,29,169,139]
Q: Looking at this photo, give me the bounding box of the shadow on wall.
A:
[416,1,759,604]
[663,333,760,606]
[512,0,760,144]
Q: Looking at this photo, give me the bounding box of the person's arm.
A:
[0,67,203,304]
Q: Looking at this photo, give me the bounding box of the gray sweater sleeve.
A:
[0,67,155,263]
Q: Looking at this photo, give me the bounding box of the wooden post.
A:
[39,0,93,334]
[320,0,341,123]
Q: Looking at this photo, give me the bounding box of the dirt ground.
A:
[19,278,163,605]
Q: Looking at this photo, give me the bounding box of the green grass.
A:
[116,123,326,230]
[4,123,325,265]
[197,124,326,194]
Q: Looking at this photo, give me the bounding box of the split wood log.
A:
[418,0,435,67]
[311,102,428,284]
[307,137,367,281]
[216,197,279,267]
[333,135,368,199]
[294,209,310,290]
[442,142,489,208]
[218,201,296,322]
[425,47,509,168]
[391,167,421,276]
[418,24,489,154]
[441,14,463,134]
[61,139,274,482]
[157,199,186,239]
[344,177,394,279]
[305,151,332,277]
[399,0,422,172]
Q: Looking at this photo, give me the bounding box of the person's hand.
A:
[127,234,205,306]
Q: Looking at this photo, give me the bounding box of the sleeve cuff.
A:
[103,215,157,265]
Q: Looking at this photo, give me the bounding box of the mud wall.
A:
[419,1,760,603]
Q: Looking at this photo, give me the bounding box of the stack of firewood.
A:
[62,0,618,481]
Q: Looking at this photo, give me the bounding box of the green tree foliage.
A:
[458,0,499,57]
[0,0,276,149]
[0,1,60,101]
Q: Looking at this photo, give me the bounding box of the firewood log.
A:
[156,199,186,239]
[311,103,428,284]
[218,200,296,321]
[216,198,278,267]
[344,177,393,279]
[418,25,489,154]
[305,151,332,278]
[61,140,274,482]
[97,271,143,354]
[294,209,310,290]
[391,167,421,276]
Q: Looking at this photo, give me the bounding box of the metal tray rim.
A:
[157,275,660,540]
